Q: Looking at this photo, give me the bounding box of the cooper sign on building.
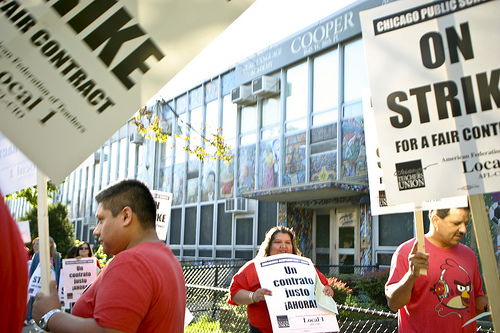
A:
[0,0,253,184]
[360,0,500,206]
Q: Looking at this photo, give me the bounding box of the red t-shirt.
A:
[72,242,186,332]
[228,260,330,333]
[0,191,29,333]
[386,237,485,333]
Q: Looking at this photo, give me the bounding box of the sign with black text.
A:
[254,254,339,332]
[0,0,253,184]
[360,0,500,205]
[62,258,97,307]
[151,190,172,241]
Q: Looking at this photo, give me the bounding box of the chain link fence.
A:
[183,264,494,333]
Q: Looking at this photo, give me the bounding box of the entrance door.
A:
[313,207,359,275]
[336,207,358,274]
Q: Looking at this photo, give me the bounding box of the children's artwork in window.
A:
[238,145,256,195]
[310,152,337,181]
[284,132,306,185]
[341,117,367,178]
[219,156,234,199]
[260,139,280,189]
[202,160,217,202]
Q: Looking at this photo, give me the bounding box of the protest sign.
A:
[0,132,36,195]
[151,190,173,241]
[360,0,500,206]
[27,263,56,298]
[0,0,254,185]
[254,254,339,332]
[362,92,467,214]
[62,258,97,308]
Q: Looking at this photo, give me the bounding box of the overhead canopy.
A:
[241,180,369,204]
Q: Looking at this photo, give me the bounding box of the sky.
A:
[153,0,358,104]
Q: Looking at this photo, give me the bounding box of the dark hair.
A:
[257,226,302,257]
[95,179,156,229]
[65,246,78,259]
[429,205,470,220]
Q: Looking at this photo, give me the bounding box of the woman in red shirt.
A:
[228,226,334,333]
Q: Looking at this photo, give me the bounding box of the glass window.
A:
[217,203,232,245]
[110,139,118,183]
[222,95,237,140]
[283,132,306,185]
[101,145,109,186]
[172,163,184,206]
[379,213,414,246]
[313,50,338,126]
[189,86,202,110]
[186,160,199,204]
[202,160,217,202]
[285,62,308,132]
[169,208,182,245]
[200,205,214,245]
[240,104,257,146]
[184,207,197,245]
[222,71,235,96]
[344,39,369,105]
[259,139,280,189]
[219,151,235,199]
[257,202,277,244]
[236,217,253,245]
[118,138,126,180]
[238,145,256,195]
[205,79,218,103]
[189,107,203,148]
[261,97,280,140]
[341,117,367,179]
[205,100,219,156]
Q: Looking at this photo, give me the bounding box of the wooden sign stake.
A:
[414,210,427,276]
[469,194,499,331]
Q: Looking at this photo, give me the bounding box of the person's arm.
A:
[475,296,489,314]
[385,240,429,312]
[33,280,125,333]
[232,288,272,305]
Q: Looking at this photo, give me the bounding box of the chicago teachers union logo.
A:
[395,160,426,191]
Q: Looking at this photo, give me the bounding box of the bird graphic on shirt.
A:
[431,258,472,315]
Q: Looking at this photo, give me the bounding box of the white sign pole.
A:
[414,210,427,276]
[37,170,50,294]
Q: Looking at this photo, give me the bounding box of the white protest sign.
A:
[360,0,500,206]
[0,132,36,195]
[151,190,173,242]
[27,263,56,298]
[62,258,97,306]
[254,254,339,332]
[0,0,254,184]
[17,220,31,244]
[362,92,467,214]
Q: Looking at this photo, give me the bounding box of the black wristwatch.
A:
[484,303,489,312]
[39,309,61,331]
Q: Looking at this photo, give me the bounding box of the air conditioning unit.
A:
[129,132,144,145]
[231,84,256,105]
[225,197,248,213]
[252,75,279,97]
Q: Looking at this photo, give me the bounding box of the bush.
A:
[328,269,391,311]
[327,276,353,305]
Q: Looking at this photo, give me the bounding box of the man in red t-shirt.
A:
[385,206,489,332]
[33,179,186,332]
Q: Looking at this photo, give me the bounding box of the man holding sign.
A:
[386,207,489,332]
[33,179,186,332]
[228,226,336,332]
